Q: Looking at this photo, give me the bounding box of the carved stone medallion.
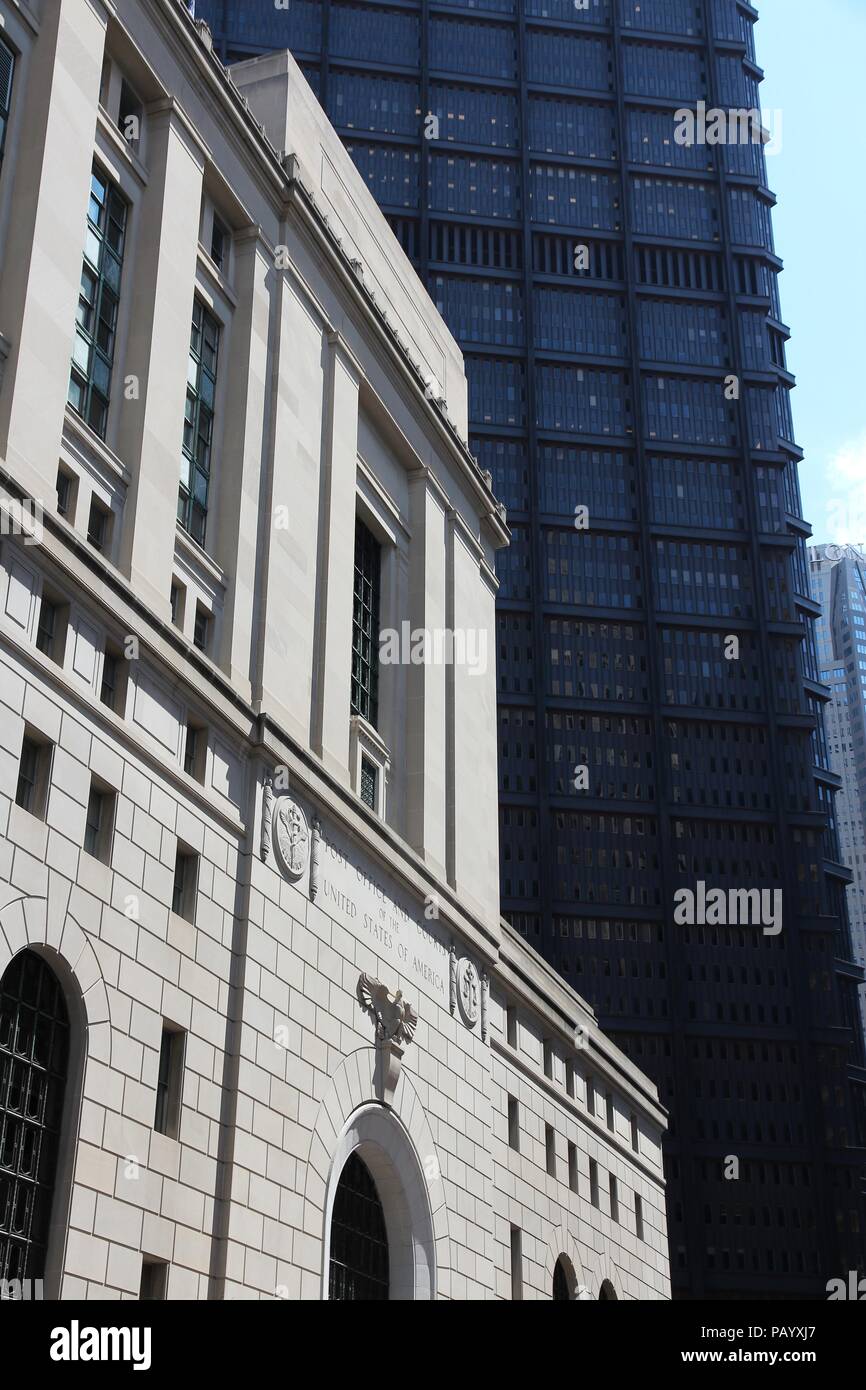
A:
[456,957,480,1028]
[272,796,310,881]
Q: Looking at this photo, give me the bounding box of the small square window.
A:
[154,1023,185,1139]
[84,779,116,863]
[172,845,198,922]
[139,1258,168,1301]
[15,734,51,820]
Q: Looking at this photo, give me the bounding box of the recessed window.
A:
[510,1226,522,1301]
[154,1022,185,1139]
[56,468,76,521]
[183,720,206,782]
[568,1141,578,1193]
[210,214,229,271]
[179,299,220,546]
[15,734,51,820]
[84,779,116,863]
[351,519,381,727]
[193,603,210,654]
[117,79,142,149]
[605,1090,614,1131]
[139,1258,168,1301]
[543,1039,553,1080]
[172,844,198,922]
[507,1094,520,1151]
[506,1004,517,1049]
[360,755,377,810]
[36,592,66,664]
[545,1123,556,1178]
[635,1192,645,1241]
[589,1158,600,1208]
[100,642,126,713]
[87,496,111,554]
[68,165,127,441]
[630,1112,639,1152]
[609,1173,619,1223]
[586,1076,596,1117]
[170,580,185,629]
[565,1060,575,1099]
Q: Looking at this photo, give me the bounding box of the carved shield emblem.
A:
[272,797,310,881]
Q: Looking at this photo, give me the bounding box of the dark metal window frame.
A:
[0,34,15,175]
[68,165,127,441]
[154,1025,184,1139]
[0,951,70,1284]
[15,738,44,816]
[351,519,381,727]
[328,1151,389,1301]
[178,299,220,546]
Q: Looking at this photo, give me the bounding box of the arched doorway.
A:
[599,1278,618,1300]
[0,950,70,1284]
[328,1151,390,1300]
[553,1256,571,1301]
[321,1103,437,1299]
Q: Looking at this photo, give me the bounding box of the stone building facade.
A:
[0,0,669,1299]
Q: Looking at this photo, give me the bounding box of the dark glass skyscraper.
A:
[194,0,866,1297]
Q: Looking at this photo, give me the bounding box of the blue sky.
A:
[756,0,866,543]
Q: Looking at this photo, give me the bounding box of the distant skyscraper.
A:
[194,0,866,1296]
[810,544,866,1036]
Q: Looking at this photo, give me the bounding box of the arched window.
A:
[328,1150,389,1300]
[599,1277,618,1300]
[0,951,70,1283]
[553,1256,571,1300]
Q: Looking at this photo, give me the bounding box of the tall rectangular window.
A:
[68,166,127,440]
[510,1226,522,1300]
[172,845,198,922]
[15,735,51,819]
[609,1173,619,1223]
[589,1158,600,1208]
[507,1094,520,1151]
[545,1123,556,1178]
[351,519,381,726]
[179,300,220,545]
[568,1141,578,1193]
[84,780,116,863]
[154,1023,185,1139]
[635,1192,645,1241]
[0,37,15,174]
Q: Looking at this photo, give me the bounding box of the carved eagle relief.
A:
[357,973,418,1047]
